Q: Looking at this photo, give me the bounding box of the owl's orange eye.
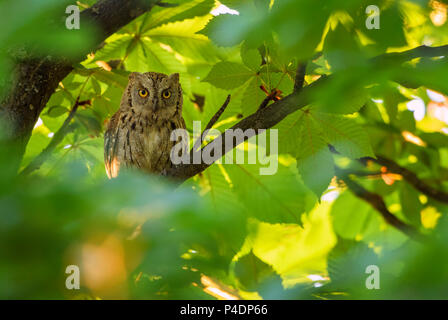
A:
[162,90,171,99]
[138,89,148,98]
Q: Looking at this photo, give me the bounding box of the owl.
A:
[104,71,187,178]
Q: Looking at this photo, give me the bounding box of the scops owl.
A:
[104,72,187,178]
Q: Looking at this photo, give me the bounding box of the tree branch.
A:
[336,168,427,242]
[257,93,275,111]
[374,155,448,204]
[335,167,383,178]
[168,78,317,181]
[294,62,307,93]
[168,44,448,182]
[191,95,231,153]
[332,142,448,204]
[156,2,179,8]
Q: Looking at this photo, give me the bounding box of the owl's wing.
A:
[104,112,121,179]
[174,116,189,158]
[180,116,186,130]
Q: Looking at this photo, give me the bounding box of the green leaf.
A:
[224,162,315,224]
[199,164,244,215]
[125,38,186,75]
[92,69,129,89]
[269,0,330,59]
[200,13,248,47]
[241,43,262,71]
[420,132,448,149]
[203,61,254,90]
[46,106,68,118]
[20,131,51,169]
[314,112,375,159]
[331,190,381,240]
[326,238,380,297]
[312,78,369,114]
[234,251,283,294]
[276,109,373,197]
[219,0,249,10]
[296,114,335,198]
[146,16,223,63]
[397,59,448,96]
[240,209,337,288]
[395,110,416,133]
[141,0,215,32]
[324,23,364,72]
[75,111,102,136]
[93,34,133,62]
[90,78,102,96]
[399,182,423,227]
[276,110,304,157]
[383,87,408,123]
[355,2,407,51]
[240,76,265,116]
[330,190,407,249]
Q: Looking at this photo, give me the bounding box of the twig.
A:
[19,97,89,176]
[191,95,231,152]
[335,167,383,178]
[156,2,178,7]
[294,62,307,93]
[336,168,427,242]
[257,92,276,111]
[258,61,307,112]
[331,144,448,204]
[374,156,448,204]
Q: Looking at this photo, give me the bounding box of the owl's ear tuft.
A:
[128,72,140,81]
[169,73,180,82]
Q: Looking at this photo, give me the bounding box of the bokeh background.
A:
[1,0,448,299]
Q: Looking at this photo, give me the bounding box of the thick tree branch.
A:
[168,45,448,182]
[336,168,426,242]
[0,0,158,171]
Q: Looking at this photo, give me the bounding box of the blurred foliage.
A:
[1,0,448,299]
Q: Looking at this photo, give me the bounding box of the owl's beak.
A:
[151,97,159,111]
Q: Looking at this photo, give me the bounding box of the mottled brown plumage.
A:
[104,71,187,178]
